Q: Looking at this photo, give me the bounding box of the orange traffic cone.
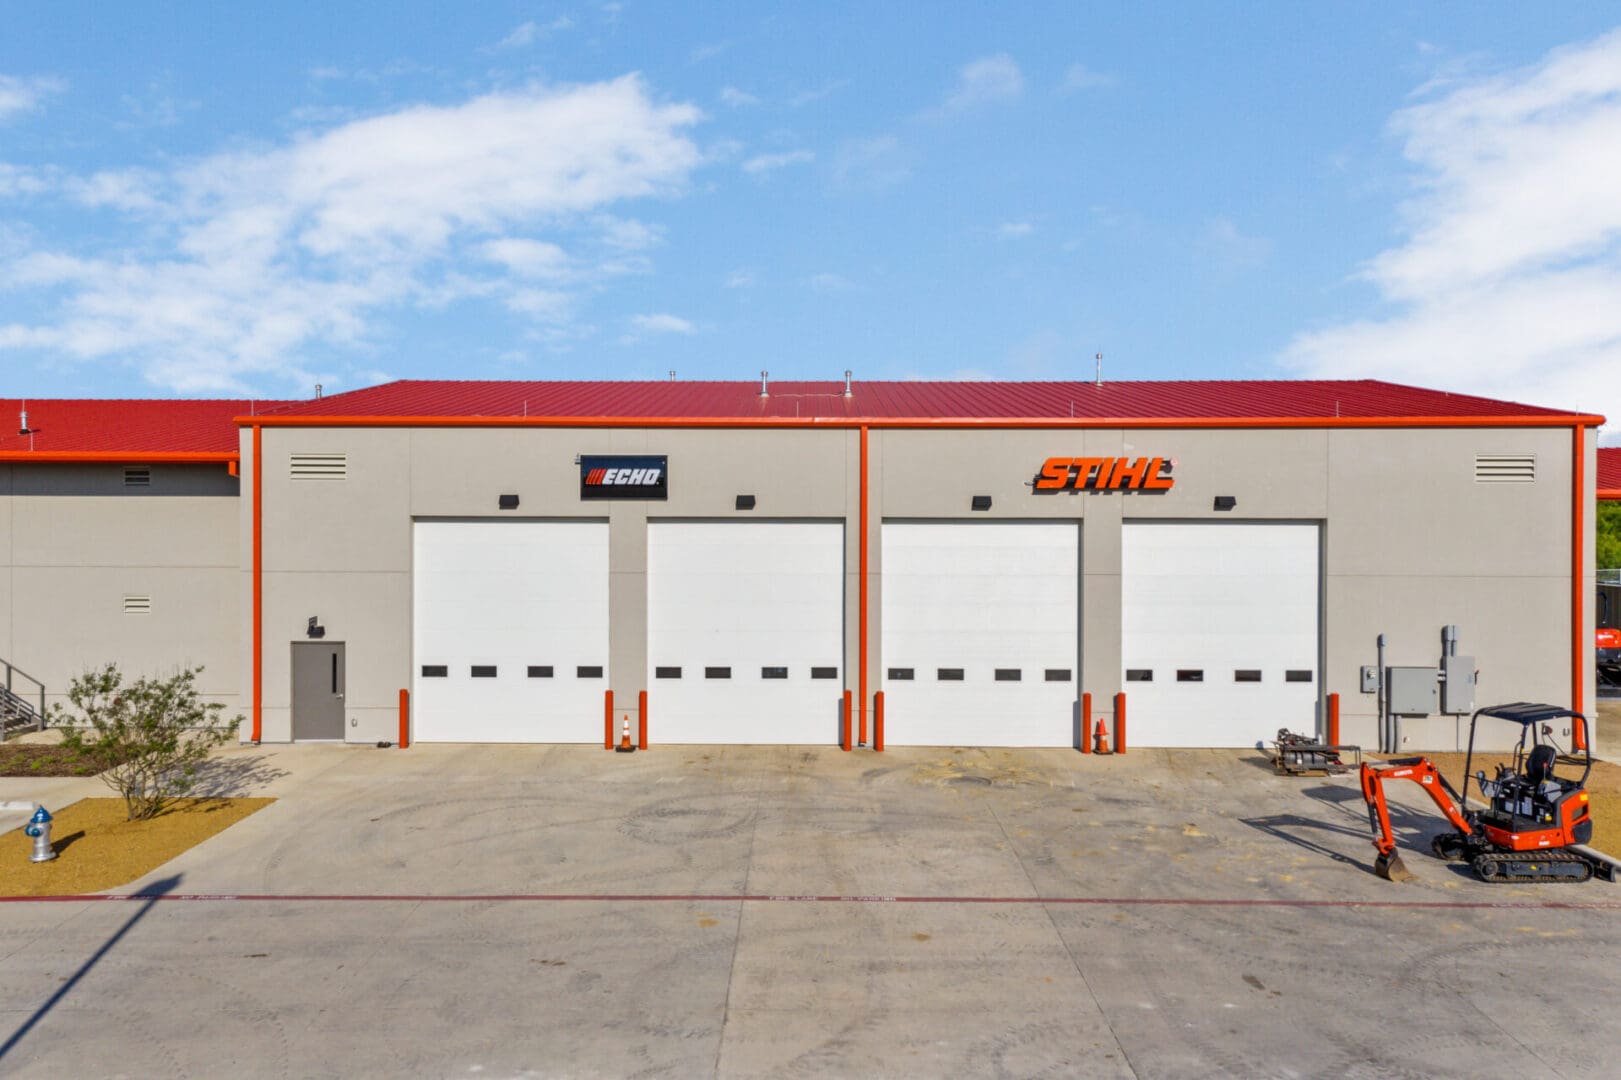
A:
[616,716,635,753]
[1094,717,1110,755]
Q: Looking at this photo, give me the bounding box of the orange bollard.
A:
[638,690,648,750]
[1575,714,1588,752]
[1115,691,1127,755]
[873,691,885,752]
[1327,692,1340,747]
[842,690,853,751]
[398,688,409,750]
[604,689,614,750]
[1080,692,1092,753]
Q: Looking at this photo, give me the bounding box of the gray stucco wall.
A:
[243,421,1593,753]
[0,463,241,718]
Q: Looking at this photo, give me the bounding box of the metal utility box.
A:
[1360,665,1379,693]
[1440,654,1475,714]
[1386,666,1439,716]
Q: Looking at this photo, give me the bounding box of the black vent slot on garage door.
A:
[577,666,604,679]
[811,667,837,679]
[761,667,788,679]
[1285,669,1314,683]
[528,666,553,678]
[1234,669,1262,682]
[471,665,498,678]
[994,668,1022,682]
[1126,669,1153,682]
[1045,669,1072,682]
[655,666,682,679]
[937,668,964,681]
[1176,670,1204,682]
[421,665,448,678]
[887,668,914,680]
[705,667,731,679]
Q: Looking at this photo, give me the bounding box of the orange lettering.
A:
[1036,457,1074,489]
[1094,458,1117,489]
[1112,457,1150,489]
[1071,457,1106,489]
[1142,457,1175,490]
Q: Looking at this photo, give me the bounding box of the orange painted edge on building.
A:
[250,424,262,744]
[858,425,869,748]
[1573,425,1587,744]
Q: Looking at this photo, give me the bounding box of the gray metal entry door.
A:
[292,642,345,740]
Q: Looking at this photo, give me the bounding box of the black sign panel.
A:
[579,455,668,500]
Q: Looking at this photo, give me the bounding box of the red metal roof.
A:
[1599,447,1621,499]
[0,398,288,457]
[266,378,1588,422]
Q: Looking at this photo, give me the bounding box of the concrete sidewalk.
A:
[2,742,1617,1078]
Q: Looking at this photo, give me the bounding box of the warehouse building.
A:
[0,378,1604,753]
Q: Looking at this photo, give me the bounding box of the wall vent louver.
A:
[290,452,348,480]
[1474,453,1535,483]
[122,467,151,487]
[123,594,152,614]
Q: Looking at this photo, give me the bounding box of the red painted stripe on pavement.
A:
[1,892,1618,911]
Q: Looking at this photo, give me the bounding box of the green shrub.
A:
[54,664,240,821]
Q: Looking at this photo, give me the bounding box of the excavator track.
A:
[1471,849,1592,883]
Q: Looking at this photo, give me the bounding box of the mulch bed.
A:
[0,742,104,778]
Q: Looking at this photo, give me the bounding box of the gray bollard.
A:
[25,805,56,863]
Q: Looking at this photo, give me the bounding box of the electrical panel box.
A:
[1360,665,1379,693]
[1386,666,1438,716]
[1440,655,1475,714]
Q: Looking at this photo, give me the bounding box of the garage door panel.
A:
[648,521,844,744]
[1123,522,1318,748]
[413,521,609,743]
[882,522,1079,747]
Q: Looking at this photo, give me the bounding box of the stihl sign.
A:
[580,455,667,500]
[1035,456,1176,492]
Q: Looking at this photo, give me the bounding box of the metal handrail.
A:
[1,660,47,740]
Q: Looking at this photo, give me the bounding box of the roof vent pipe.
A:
[18,406,29,436]
[669,370,676,382]
[759,370,769,398]
[1095,353,1103,388]
[314,384,323,400]
[844,370,853,397]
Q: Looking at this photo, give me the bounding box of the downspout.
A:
[251,422,263,744]
[859,425,869,747]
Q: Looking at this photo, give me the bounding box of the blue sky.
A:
[2,4,1620,437]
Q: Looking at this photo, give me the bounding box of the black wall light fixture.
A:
[736,494,756,510]
[1213,495,1237,511]
[971,495,993,511]
[498,493,520,510]
[307,616,325,639]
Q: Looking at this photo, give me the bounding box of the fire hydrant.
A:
[25,805,56,863]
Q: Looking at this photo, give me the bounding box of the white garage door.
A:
[1121,522,1319,748]
[881,522,1079,747]
[647,521,844,744]
[413,520,609,742]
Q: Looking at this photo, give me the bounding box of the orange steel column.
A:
[1080,692,1091,753]
[858,425,869,747]
[1327,693,1340,747]
[638,690,648,750]
[1115,692,1127,754]
[873,690,885,752]
[842,690,853,751]
[251,422,263,744]
[1573,424,1588,746]
[604,689,614,750]
[398,688,409,749]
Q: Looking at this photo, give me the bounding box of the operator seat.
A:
[1526,743,1560,799]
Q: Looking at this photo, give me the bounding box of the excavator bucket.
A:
[1375,851,1414,882]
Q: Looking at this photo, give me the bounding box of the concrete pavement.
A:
[2,741,1618,1078]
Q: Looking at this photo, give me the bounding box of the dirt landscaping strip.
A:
[1,797,273,897]
[0,743,105,778]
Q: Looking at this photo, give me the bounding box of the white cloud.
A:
[497,17,575,49]
[630,312,695,334]
[743,149,814,175]
[831,135,910,192]
[689,42,730,64]
[0,74,65,121]
[719,86,759,107]
[941,54,1024,112]
[723,269,755,289]
[1058,63,1113,94]
[807,272,854,293]
[997,222,1033,238]
[0,164,52,197]
[0,75,703,393]
[1282,27,1621,439]
[789,80,847,107]
[1200,216,1270,268]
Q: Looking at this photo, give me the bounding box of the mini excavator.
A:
[1359,702,1615,884]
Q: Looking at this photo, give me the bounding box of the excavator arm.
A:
[1359,757,1474,881]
